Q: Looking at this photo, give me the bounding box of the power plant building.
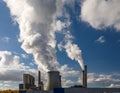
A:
[19,74,36,90]
[19,65,120,93]
[23,88,120,93]
[19,71,44,90]
[23,74,35,85]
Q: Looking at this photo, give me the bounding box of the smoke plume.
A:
[4,0,84,71]
[4,0,63,71]
[58,31,85,70]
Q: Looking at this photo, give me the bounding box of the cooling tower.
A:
[82,65,87,88]
[46,71,61,90]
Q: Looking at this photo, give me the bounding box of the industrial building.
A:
[19,74,36,90]
[19,65,120,93]
[19,71,44,90]
[22,88,120,93]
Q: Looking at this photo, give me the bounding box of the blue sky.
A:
[0,0,120,89]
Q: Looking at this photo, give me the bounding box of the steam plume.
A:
[58,31,85,70]
[4,0,64,71]
[4,0,85,71]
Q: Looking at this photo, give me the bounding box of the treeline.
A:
[0,90,18,93]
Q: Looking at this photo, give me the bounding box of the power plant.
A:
[19,65,120,93]
[19,71,44,90]
[19,70,61,91]
[19,74,36,90]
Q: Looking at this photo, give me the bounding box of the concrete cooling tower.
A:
[46,71,61,90]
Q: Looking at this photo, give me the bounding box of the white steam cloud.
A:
[4,0,64,71]
[64,41,84,70]
[4,0,84,71]
[58,31,84,70]
[81,0,120,31]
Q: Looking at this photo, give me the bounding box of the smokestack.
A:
[38,71,41,85]
[38,71,44,90]
[46,71,61,90]
[82,65,87,88]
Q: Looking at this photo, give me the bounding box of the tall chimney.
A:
[38,71,44,90]
[46,71,61,90]
[82,65,87,88]
[38,71,41,85]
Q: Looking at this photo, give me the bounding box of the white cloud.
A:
[108,84,120,88]
[21,54,28,59]
[86,73,120,88]
[52,20,66,32]
[59,64,81,87]
[60,64,80,78]
[0,51,37,82]
[0,51,39,89]
[1,37,10,43]
[96,36,106,43]
[29,62,35,66]
[0,81,20,90]
[62,79,74,87]
[81,0,120,31]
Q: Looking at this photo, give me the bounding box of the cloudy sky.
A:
[0,0,120,90]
